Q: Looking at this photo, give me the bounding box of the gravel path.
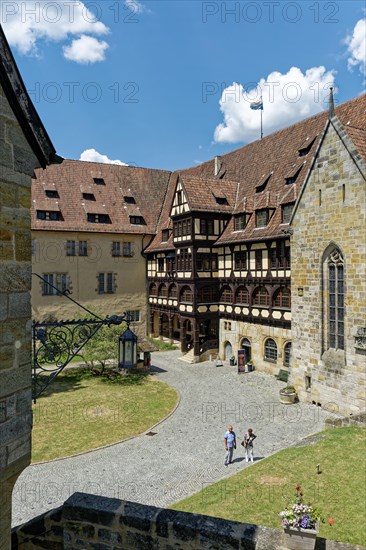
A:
[12,351,334,526]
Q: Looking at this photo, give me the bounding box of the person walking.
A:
[243,427,257,463]
[224,424,236,466]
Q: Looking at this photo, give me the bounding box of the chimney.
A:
[214,156,221,177]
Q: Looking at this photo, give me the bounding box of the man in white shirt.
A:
[224,424,236,466]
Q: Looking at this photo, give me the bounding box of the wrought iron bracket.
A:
[32,274,130,402]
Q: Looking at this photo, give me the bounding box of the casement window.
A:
[126,310,140,322]
[168,284,177,298]
[37,210,62,221]
[162,229,169,242]
[130,216,144,225]
[270,242,290,269]
[123,242,133,257]
[98,273,115,294]
[79,241,88,256]
[235,286,249,305]
[328,249,344,350]
[255,250,263,270]
[149,283,157,295]
[42,273,69,296]
[220,285,233,304]
[200,219,214,236]
[45,190,59,198]
[273,287,291,308]
[174,219,191,237]
[66,240,76,256]
[158,258,165,271]
[196,253,218,272]
[198,286,218,303]
[67,240,88,256]
[234,250,247,270]
[166,253,176,273]
[256,209,268,227]
[265,338,277,361]
[282,203,294,224]
[234,214,246,231]
[180,286,192,302]
[158,283,168,297]
[112,242,122,257]
[284,342,292,367]
[253,286,269,306]
[87,213,111,224]
[176,190,183,205]
[177,249,192,271]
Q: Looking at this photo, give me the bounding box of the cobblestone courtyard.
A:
[13,351,335,527]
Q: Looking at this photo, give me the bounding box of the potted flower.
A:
[279,485,323,550]
[246,360,254,372]
[279,384,297,404]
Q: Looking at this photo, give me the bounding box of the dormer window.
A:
[82,193,96,201]
[282,203,294,224]
[130,216,144,225]
[124,196,136,204]
[255,172,272,193]
[234,214,246,231]
[37,210,62,221]
[285,164,303,185]
[215,197,228,205]
[45,190,59,198]
[93,177,105,185]
[162,229,169,242]
[298,137,316,157]
[87,213,111,224]
[256,209,269,227]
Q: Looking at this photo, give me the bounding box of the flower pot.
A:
[283,526,318,550]
[280,391,296,404]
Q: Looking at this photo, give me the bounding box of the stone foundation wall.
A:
[11,493,366,550]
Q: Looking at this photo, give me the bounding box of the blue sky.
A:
[2,0,365,170]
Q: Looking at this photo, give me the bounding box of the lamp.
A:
[118,324,138,369]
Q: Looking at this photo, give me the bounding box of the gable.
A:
[170,179,190,217]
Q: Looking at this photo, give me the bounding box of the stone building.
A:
[290,95,366,415]
[145,94,366,386]
[31,161,170,327]
[0,25,59,550]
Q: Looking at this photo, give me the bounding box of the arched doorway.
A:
[225,341,232,360]
[161,314,169,338]
[240,338,252,364]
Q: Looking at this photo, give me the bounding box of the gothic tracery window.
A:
[328,249,344,350]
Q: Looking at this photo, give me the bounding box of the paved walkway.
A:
[13,351,334,526]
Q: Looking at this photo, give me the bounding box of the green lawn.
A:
[170,427,366,547]
[32,368,178,463]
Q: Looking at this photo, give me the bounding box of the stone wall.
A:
[0,84,39,549]
[11,492,366,550]
[290,118,366,415]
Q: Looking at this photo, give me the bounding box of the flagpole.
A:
[260,97,263,140]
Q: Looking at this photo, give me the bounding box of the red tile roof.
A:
[146,94,365,250]
[32,160,171,234]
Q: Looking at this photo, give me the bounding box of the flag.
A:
[250,100,263,110]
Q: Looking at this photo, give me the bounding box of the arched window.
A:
[327,249,344,350]
[149,283,157,296]
[273,287,291,308]
[253,286,269,306]
[168,284,177,298]
[220,285,233,304]
[158,283,168,297]
[235,286,249,304]
[180,286,192,303]
[264,338,277,361]
[284,342,292,367]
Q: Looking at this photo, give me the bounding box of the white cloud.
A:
[346,18,366,76]
[1,0,109,61]
[63,35,108,64]
[214,66,335,144]
[79,149,128,166]
[124,0,145,14]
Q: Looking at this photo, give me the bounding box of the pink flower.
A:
[328,518,334,526]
